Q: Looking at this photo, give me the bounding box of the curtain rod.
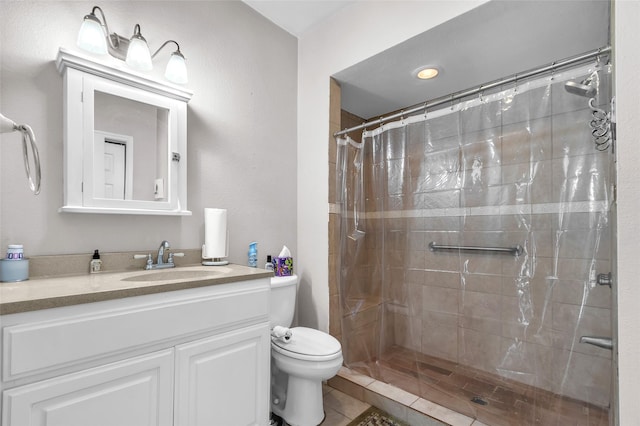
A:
[334,45,611,138]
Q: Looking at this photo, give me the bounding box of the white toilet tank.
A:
[269,275,298,327]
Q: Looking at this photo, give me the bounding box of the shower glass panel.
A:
[336,62,613,425]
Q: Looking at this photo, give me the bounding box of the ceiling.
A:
[243,0,354,37]
[245,1,610,120]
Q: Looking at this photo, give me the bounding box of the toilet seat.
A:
[271,327,342,362]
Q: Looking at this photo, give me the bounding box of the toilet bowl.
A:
[271,327,342,425]
[269,276,343,426]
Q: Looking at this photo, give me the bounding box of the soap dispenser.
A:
[265,255,274,271]
[90,249,102,273]
[248,242,258,267]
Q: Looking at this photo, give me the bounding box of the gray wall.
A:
[0,1,297,265]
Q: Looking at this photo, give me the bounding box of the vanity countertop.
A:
[0,264,273,315]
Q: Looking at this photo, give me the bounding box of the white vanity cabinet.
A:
[0,277,270,426]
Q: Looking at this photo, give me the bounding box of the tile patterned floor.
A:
[346,346,610,426]
[321,385,372,426]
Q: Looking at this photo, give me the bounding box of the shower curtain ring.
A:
[450,94,455,111]
[595,47,603,65]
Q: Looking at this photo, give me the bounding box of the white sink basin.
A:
[122,268,229,282]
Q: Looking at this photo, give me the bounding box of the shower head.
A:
[564,79,597,98]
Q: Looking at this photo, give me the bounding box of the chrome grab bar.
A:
[429,242,523,256]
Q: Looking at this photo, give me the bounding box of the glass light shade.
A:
[126,36,153,71]
[77,15,107,55]
[164,52,188,84]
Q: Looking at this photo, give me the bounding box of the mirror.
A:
[94,92,168,202]
[56,48,193,215]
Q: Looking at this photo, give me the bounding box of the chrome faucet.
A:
[133,240,184,270]
[157,240,170,267]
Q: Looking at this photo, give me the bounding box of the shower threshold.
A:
[338,346,609,426]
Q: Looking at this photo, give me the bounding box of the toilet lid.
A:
[272,327,341,357]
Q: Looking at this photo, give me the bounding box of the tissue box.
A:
[273,257,293,276]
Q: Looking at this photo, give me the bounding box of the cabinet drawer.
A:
[3,281,268,381]
[2,349,174,426]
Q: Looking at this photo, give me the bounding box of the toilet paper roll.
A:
[271,326,292,343]
[203,208,227,259]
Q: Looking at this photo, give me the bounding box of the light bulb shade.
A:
[126,34,152,71]
[77,14,107,55]
[165,51,188,84]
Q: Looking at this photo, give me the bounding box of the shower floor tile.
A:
[351,346,609,426]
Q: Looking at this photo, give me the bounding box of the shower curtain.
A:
[336,62,613,425]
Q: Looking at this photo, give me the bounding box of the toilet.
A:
[269,275,343,426]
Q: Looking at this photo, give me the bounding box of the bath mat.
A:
[347,406,409,426]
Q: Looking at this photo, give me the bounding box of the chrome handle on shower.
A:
[597,272,612,287]
[580,336,613,350]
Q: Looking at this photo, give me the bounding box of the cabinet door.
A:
[174,323,270,426]
[2,349,174,426]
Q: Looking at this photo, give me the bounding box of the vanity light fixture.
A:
[415,67,440,80]
[77,6,188,84]
[76,8,108,55]
[153,40,188,84]
[125,24,153,71]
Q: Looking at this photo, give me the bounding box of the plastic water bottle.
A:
[248,242,258,267]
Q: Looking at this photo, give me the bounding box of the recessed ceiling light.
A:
[415,67,439,80]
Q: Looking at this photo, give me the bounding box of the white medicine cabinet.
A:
[56,48,193,215]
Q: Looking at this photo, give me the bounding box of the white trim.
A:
[58,206,192,216]
[329,201,610,219]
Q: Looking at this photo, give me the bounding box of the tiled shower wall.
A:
[328,74,613,407]
[376,213,611,406]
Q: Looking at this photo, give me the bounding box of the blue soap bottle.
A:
[248,242,258,267]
